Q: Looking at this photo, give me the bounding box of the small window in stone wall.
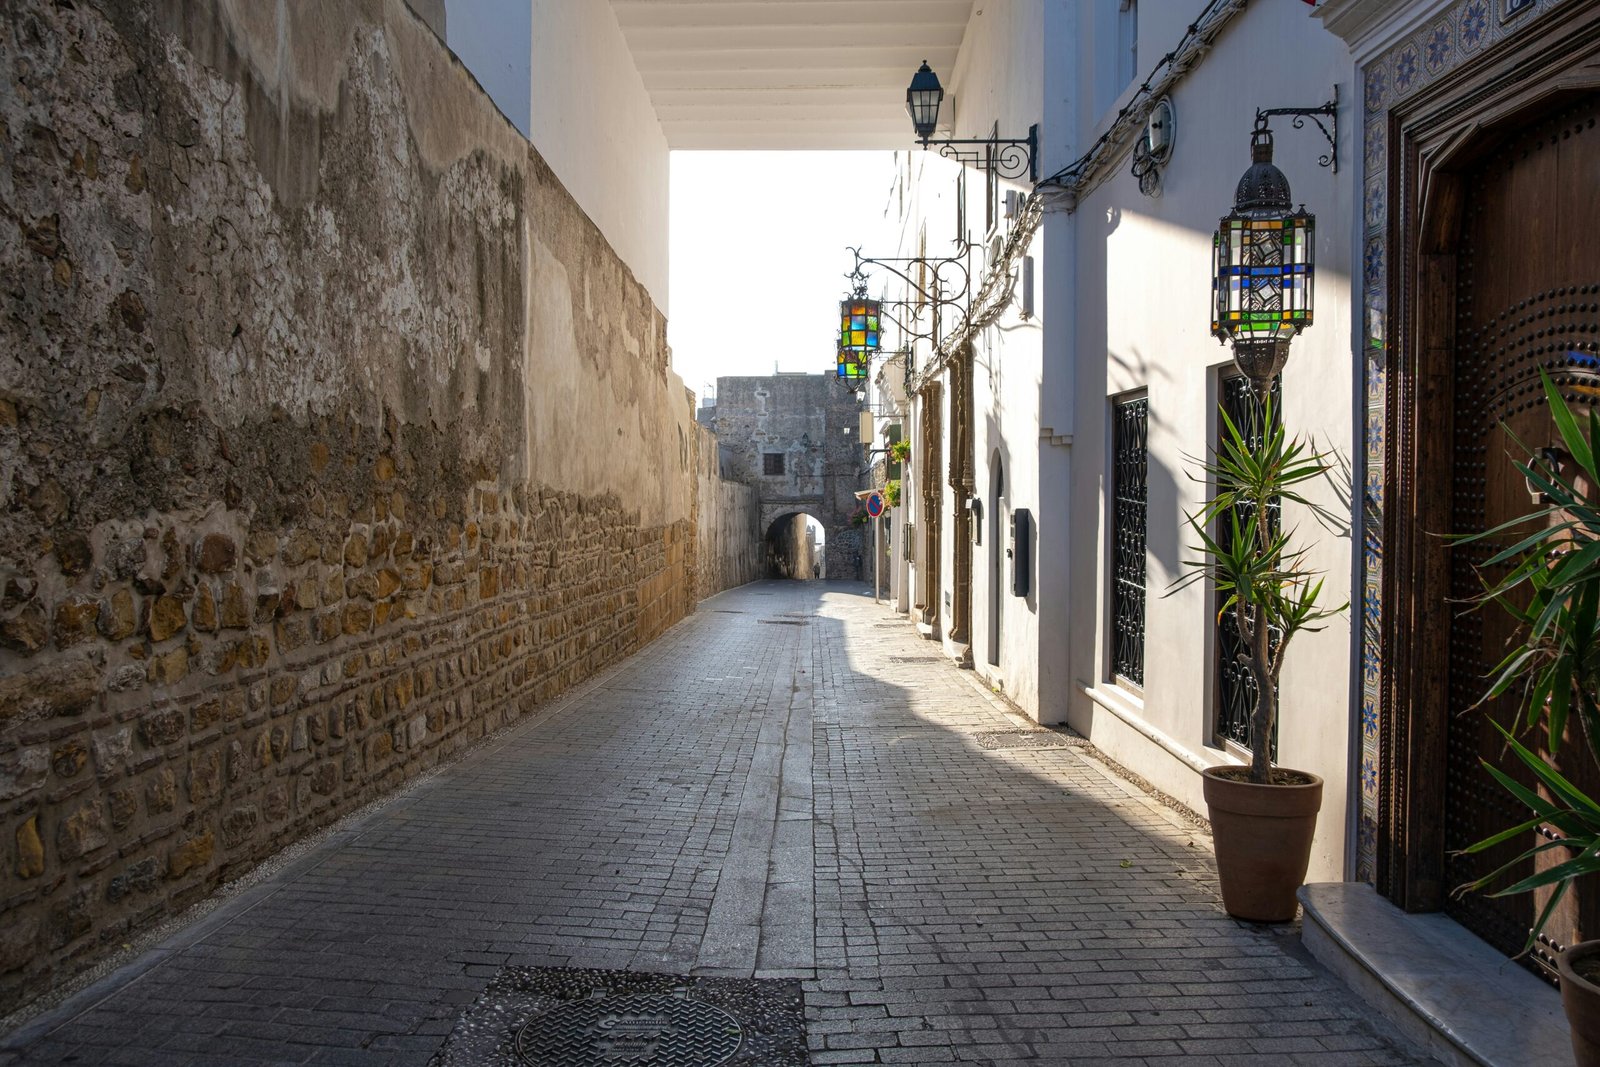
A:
[763,452,785,476]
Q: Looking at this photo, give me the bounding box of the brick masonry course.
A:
[1,582,1435,1065]
[0,0,757,1013]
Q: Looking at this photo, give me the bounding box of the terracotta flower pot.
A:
[1560,940,1600,1067]
[1201,766,1323,922]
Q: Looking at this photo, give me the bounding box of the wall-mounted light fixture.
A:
[846,245,973,357]
[906,61,1038,181]
[1210,111,1324,394]
[836,295,880,380]
[1130,96,1175,198]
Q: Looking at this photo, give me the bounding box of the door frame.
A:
[1378,9,1600,912]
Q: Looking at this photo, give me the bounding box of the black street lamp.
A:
[904,61,1038,182]
[906,61,944,141]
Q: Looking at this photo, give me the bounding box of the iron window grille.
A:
[1213,372,1280,757]
[763,453,785,476]
[1111,394,1148,686]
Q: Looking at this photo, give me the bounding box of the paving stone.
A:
[0,582,1435,1066]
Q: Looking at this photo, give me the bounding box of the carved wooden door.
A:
[1443,95,1600,981]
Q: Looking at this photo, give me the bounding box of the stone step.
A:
[1299,882,1573,1067]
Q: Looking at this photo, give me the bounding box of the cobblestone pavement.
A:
[1,581,1431,1066]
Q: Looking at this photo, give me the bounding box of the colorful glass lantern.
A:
[1211,123,1315,387]
[839,298,882,354]
[906,62,944,143]
[836,345,867,380]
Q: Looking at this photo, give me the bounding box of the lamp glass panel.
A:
[909,90,941,134]
[1211,211,1315,344]
[839,299,883,353]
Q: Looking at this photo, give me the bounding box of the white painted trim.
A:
[1316,0,1460,64]
[1078,680,1243,775]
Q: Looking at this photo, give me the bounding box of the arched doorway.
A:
[764,511,827,579]
[988,453,1005,667]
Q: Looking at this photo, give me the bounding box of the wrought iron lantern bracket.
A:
[846,245,973,354]
[916,125,1039,182]
[1254,86,1338,172]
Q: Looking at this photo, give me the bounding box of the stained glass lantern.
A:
[1211,124,1315,388]
[906,62,944,143]
[839,298,881,354]
[836,345,867,380]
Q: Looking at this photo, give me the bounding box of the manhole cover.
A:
[975,729,1077,750]
[431,966,807,1067]
[515,994,742,1065]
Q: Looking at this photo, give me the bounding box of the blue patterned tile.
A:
[1393,45,1421,94]
[1458,0,1491,51]
[1364,63,1388,113]
[1362,756,1379,796]
[1357,814,1378,885]
[1365,112,1387,173]
[1363,236,1385,293]
[1424,20,1455,75]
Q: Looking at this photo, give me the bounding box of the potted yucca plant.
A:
[1453,373,1600,1066]
[1173,395,1346,921]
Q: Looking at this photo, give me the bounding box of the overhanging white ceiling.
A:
[609,0,974,150]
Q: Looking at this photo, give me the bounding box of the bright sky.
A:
[667,151,900,403]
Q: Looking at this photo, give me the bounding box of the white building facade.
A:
[878,0,1360,885]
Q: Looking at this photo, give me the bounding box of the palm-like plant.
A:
[1455,373,1600,950]
[1172,396,1347,783]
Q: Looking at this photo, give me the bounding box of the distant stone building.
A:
[699,374,867,580]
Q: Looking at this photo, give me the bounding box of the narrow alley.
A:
[3,583,1427,1066]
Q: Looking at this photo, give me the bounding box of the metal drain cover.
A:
[516,993,742,1065]
[975,729,1078,750]
[431,966,807,1067]
[758,619,808,625]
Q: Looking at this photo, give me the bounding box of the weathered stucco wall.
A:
[0,0,704,1012]
[694,421,761,601]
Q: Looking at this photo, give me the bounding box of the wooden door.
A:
[1443,94,1600,981]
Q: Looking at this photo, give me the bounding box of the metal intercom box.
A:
[1011,508,1031,597]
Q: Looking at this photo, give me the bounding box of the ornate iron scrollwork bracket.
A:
[846,245,973,356]
[1255,86,1339,172]
[917,125,1038,182]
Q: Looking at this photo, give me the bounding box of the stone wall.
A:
[703,375,866,580]
[694,421,761,600]
[0,0,710,1012]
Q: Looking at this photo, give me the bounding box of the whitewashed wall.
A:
[529,0,670,310]
[937,1,1049,707]
[1065,0,1356,882]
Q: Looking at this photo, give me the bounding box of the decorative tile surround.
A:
[1354,0,1571,883]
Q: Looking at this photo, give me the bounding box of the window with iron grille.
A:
[1214,373,1280,756]
[763,452,785,476]
[1110,394,1148,686]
